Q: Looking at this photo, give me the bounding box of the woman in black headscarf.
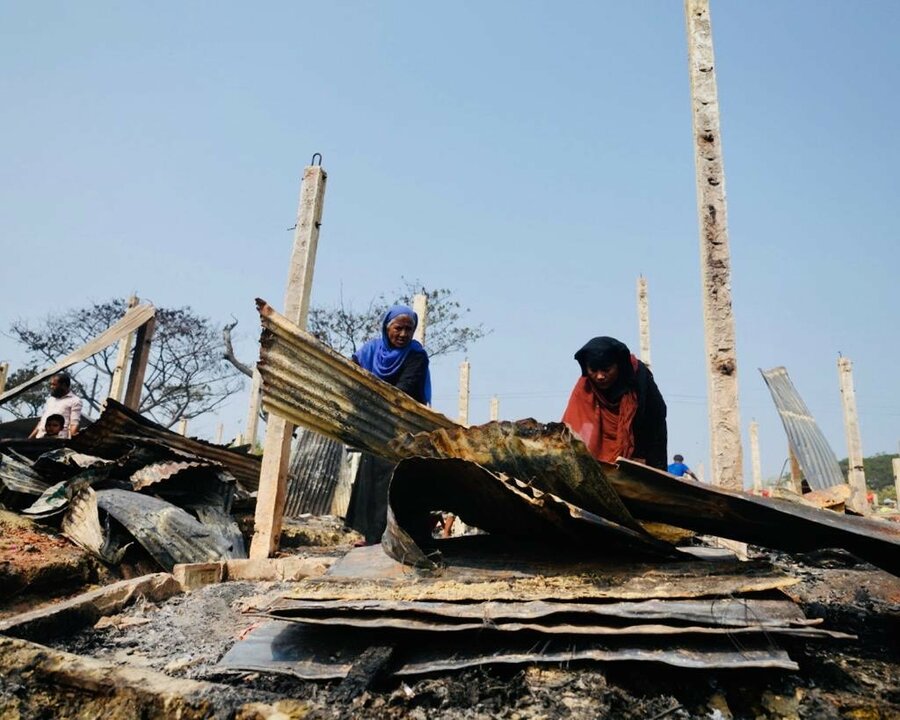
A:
[561,336,668,469]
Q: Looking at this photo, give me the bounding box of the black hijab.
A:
[574,336,635,402]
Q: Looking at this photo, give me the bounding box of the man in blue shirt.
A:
[667,454,698,480]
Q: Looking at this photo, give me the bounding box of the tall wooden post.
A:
[250,158,327,559]
[490,395,500,421]
[685,0,743,490]
[122,316,156,411]
[215,423,224,445]
[458,361,471,426]
[838,357,868,513]
[108,295,139,403]
[413,293,427,345]
[636,276,652,369]
[749,420,762,494]
[789,447,803,493]
[0,363,8,395]
[244,368,263,448]
[178,418,188,437]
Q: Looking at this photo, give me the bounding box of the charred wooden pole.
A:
[685,0,744,491]
[749,420,762,493]
[838,356,868,513]
[108,295,139,403]
[458,360,471,426]
[413,293,427,345]
[122,317,156,411]
[490,395,500,421]
[250,158,327,559]
[0,363,8,395]
[636,276,652,369]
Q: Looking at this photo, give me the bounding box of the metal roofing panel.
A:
[255,299,456,459]
[71,400,261,491]
[284,428,345,517]
[0,304,156,405]
[760,366,846,490]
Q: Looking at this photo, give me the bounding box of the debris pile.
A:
[0,400,260,575]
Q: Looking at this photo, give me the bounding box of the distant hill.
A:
[838,453,898,495]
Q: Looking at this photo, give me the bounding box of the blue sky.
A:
[1,2,897,484]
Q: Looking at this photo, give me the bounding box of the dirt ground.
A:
[14,546,890,720]
[1,511,897,719]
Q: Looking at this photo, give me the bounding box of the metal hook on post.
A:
[311,153,323,166]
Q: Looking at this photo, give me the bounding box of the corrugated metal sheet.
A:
[256,299,456,459]
[0,304,156,405]
[95,488,245,570]
[217,621,801,677]
[760,366,845,490]
[284,428,345,517]
[71,399,261,491]
[0,451,51,507]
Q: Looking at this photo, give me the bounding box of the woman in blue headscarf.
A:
[346,305,432,544]
[351,304,431,404]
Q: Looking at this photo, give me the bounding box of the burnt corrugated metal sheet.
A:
[71,400,261,492]
[760,366,845,490]
[256,299,456,459]
[284,429,345,517]
[0,451,51,507]
[0,304,156,405]
[217,621,801,677]
[95,488,244,570]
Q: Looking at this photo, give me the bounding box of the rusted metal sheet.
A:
[284,428,345,517]
[217,621,800,677]
[70,400,261,492]
[255,299,456,458]
[760,366,846,490]
[260,612,848,639]
[288,544,799,602]
[61,487,127,565]
[384,456,683,568]
[606,459,900,576]
[266,596,813,627]
[0,304,156,405]
[94,488,245,570]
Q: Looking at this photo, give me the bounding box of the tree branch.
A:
[222,317,253,378]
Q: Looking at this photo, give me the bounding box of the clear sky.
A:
[1,2,897,484]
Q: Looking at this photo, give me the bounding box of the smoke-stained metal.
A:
[284,428,345,517]
[760,366,845,490]
[255,299,457,459]
[0,451,51,508]
[71,400,261,492]
[0,304,157,405]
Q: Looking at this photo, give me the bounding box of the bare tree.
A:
[0,366,46,420]
[8,299,244,428]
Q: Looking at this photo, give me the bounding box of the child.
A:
[43,413,66,438]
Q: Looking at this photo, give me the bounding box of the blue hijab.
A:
[353,305,432,404]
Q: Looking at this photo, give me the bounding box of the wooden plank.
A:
[122,316,156,410]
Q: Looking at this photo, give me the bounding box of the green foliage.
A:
[307,279,489,357]
[838,453,898,494]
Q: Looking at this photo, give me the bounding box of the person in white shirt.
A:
[28,372,83,439]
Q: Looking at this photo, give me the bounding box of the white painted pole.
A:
[636,276,652,369]
[489,395,500,421]
[0,363,8,395]
[892,458,900,508]
[838,356,868,513]
[458,361,470,426]
[108,294,139,403]
[749,420,762,494]
[244,368,263,447]
[215,423,224,445]
[413,293,427,346]
[685,0,744,491]
[178,418,188,437]
[251,158,327,560]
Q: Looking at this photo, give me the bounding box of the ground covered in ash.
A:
[38,546,899,720]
